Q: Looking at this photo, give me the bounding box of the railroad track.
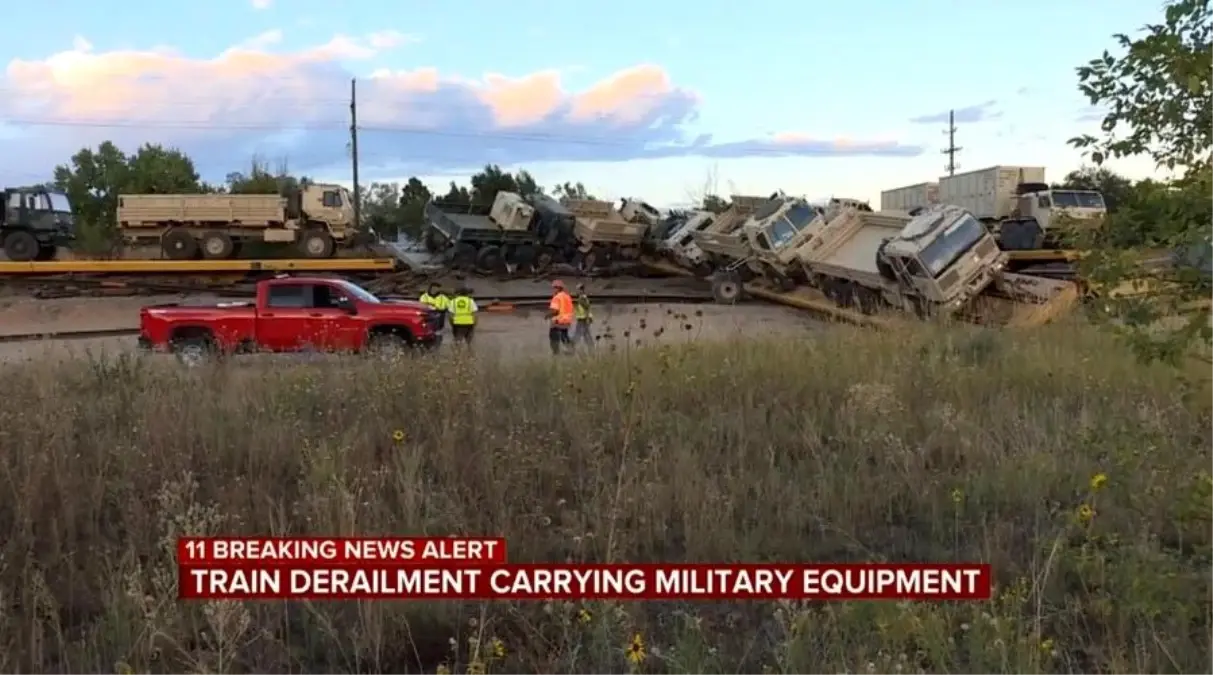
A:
[0,292,719,345]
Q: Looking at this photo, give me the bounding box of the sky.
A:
[0,0,1170,207]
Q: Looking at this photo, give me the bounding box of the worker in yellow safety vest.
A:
[548,280,575,354]
[448,284,478,345]
[573,283,594,349]
[419,283,450,329]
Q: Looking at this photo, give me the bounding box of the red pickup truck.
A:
[138,276,443,364]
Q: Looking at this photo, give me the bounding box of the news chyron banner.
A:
[177,537,993,601]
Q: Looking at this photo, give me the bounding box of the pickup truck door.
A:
[302,284,363,352]
[261,284,313,351]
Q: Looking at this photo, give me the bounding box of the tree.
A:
[701,194,729,213]
[552,181,595,201]
[1069,0,1212,364]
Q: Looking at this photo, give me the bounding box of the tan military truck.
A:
[117,183,356,260]
[683,194,777,276]
[561,198,647,270]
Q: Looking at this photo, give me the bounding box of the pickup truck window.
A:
[268,285,308,308]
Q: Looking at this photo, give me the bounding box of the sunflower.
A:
[625,633,647,665]
[1076,503,1095,524]
[392,429,406,443]
[1089,473,1108,492]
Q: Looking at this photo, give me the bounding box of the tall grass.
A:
[0,322,1207,674]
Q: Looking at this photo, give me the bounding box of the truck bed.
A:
[119,194,286,228]
[425,203,536,244]
[692,231,750,260]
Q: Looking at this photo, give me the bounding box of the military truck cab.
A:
[619,198,662,226]
[877,204,1007,312]
[1000,183,1108,250]
[2,187,74,261]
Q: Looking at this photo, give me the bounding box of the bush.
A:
[0,323,1207,674]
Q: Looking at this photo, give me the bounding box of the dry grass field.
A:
[0,319,1207,674]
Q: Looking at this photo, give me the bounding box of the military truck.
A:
[681,195,776,275]
[618,198,662,227]
[561,198,647,270]
[936,166,1107,250]
[707,201,1009,317]
[117,183,357,260]
[2,186,75,261]
[422,191,577,273]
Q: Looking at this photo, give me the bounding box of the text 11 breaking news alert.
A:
[177,536,506,564]
[178,562,993,601]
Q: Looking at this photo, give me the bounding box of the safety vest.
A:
[574,294,593,321]
[420,293,449,311]
[550,291,574,327]
[450,296,476,326]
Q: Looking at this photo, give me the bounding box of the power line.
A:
[941,109,961,176]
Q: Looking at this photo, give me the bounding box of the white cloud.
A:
[251,0,272,9]
[0,33,921,184]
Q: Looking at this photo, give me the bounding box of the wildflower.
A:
[490,637,506,659]
[436,664,451,675]
[1089,472,1108,492]
[577,608,592,624]
[392,429,405,443]
[115,662,134,675]
[466,660,486,675]
[1076,503,1095,524]
[1039,637,1055,653]
[625,633,647,665]
[950,488,964,505]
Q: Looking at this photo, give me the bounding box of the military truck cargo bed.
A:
[118,194,286,228]
[424,203,535,244]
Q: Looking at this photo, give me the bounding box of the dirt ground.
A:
[0,293,822,365]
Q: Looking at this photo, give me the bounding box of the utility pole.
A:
[349,78,361,229]
[941,109,962,176]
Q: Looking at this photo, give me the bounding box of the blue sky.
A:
[0,0,1167,205]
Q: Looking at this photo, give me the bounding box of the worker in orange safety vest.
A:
[547,279,575,354]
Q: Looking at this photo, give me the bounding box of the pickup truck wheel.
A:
[173,337,215,368]
[162,229,199,260]
[3,230,39,262]
[200,231,236,259]
[300,230,335,258]
[367,332,410,358]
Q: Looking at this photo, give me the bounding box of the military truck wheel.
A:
[2,230,39,262]
[534,246,557,272]
[34,244,57,261]
[200,231,236,259]
[712,272,742,305]
[511,244,537,272]
[475,245,503,274]
[161,229,199,260]
[299,230,335,259]
[452,243,477,269]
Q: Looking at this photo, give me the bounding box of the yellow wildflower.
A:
[436,664,451,675]
[1089,473,1108,492]
[490,637,506,659]
[392,429,406,443]
[466,660,486,675]
[115,662,134,675]
[625,633,647,665]
[1039,637,1055,653]
[1076,503,1095,524]
[950,488,964,505]
[577,608,593,624]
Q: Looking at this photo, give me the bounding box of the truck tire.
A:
[299,230,335,259]
[3,230,39,262]
[172,336,216,368]
[35,244,57,261]
[367,331,411,358]
[423,229,443,253]
[712,272,742,305]
[451,243,477,269]
[511,244,537,273]
[200,231,236,259]
[161,229,199,260]
[475,245,503,274]
[534,246,557,272]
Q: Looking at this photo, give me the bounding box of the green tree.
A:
[701,194,729,213]
[552,181,594,201]
[1069,0,1212,363]
[1056,167,1135,213]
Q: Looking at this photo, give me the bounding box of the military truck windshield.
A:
[919,214,987,277]
[1051,191,1105,209]
[767,218,797,248]
[48,193,71,213]
[783,203,819,230]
